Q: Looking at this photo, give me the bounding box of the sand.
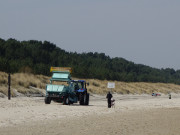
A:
[0,94,180,135]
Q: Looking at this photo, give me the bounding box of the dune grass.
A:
[0,71,180,96]
[83,79,180,95]
[0,71,49,96]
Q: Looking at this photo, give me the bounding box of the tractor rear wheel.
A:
[84,93,89,105]
[79,93,84,105]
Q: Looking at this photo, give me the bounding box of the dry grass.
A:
[0,71,49,96]
[83,79,180,95]
[11,73,49,89]
[1,71,180,96]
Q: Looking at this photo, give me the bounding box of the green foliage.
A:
[0,37,180,84]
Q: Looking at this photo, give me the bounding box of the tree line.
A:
[0,38,180,84]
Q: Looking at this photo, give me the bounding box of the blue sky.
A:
[0,0,180,70]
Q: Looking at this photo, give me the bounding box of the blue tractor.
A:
[71,80,89,105]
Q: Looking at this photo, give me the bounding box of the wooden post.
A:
[8,73,11,100]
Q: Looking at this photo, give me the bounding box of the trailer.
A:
[45,67,77,105]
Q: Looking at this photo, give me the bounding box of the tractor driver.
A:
[74,83,79,90]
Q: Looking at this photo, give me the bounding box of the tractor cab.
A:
[71,80,88,93]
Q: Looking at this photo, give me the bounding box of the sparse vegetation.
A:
[84,79,180,95]
[0,71,49,96]
[1,72,180,96]
[92,82,100,87]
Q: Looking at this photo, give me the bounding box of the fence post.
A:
[8,73,11,100]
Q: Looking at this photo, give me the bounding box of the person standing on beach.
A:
[106,91,112,108]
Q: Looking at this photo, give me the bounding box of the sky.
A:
[0,0,180,70]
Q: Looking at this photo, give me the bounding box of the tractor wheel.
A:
[79,93,84,105]
[63,96,70,105]
[84,93,89,105]
[45,97,51,104]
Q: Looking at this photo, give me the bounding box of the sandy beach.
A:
[0,94,180,135]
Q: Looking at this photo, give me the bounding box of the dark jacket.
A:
[106,93,112,101]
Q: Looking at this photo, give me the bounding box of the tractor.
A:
[71,80,89,105]
[44,67,89,106]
